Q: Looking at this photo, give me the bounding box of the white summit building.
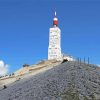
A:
[48,11,62,61]
[48,11,75,61]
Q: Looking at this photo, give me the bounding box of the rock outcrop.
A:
[0,61,100,100]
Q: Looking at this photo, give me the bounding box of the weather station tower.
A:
[48,11,62,61]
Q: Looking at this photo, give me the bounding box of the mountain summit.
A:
[0,60,100,100]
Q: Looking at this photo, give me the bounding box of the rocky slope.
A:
[0,61,100,100]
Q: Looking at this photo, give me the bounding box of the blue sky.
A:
[0,0,100,74]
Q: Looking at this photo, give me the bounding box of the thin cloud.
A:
[0,60,9,76]
[98,65,100,67]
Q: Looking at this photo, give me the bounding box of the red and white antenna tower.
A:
[53,11,58,26]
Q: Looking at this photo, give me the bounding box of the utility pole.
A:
[79,58,81,65]
[77,57,79,63]
[84,57,85,64]
[88,57,89,65]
